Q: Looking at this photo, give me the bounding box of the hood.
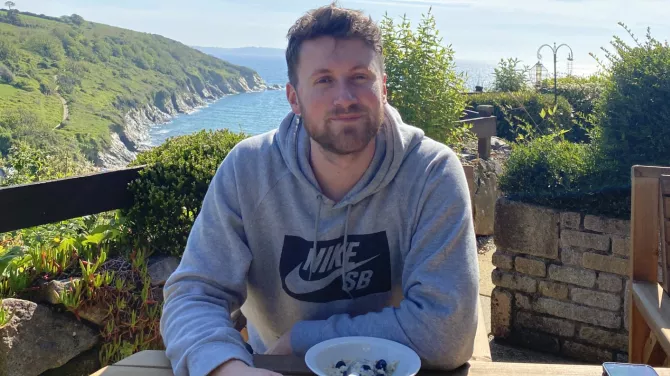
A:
[276,103,425,209]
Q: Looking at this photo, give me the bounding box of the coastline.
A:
[96,75,277,169]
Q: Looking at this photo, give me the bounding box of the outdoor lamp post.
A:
[537,42,574,104]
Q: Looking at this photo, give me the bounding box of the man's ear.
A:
[382,73,388,104]
[286,83,301,115]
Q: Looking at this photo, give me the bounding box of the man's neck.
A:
[309,138,376,203]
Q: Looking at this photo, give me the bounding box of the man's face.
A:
[286,37,387,155]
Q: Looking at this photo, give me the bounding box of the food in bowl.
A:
[326,358,398,376]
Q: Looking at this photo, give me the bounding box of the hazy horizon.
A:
[7,0,670,76]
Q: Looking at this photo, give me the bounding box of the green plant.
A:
[499,132,630,218]
[538,75,605,142]
[467,91,573,142]
[380,8,467,145]
[591,23,670,183]
[493,57,529,92]
[0,212,164,367]
[0,141,94,186]
[125,129,247,257]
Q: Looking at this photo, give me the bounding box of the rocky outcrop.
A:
[0,299,99,376]
[97,72,266,168]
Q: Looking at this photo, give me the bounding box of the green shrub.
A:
[493,58,529,92]
[467,91,573,142]
[380,9,467,145]
[124,129,248,257]
[540,75,605,116]
[539,75,606,142]
[592,24,670,183]
[499,134,630,218]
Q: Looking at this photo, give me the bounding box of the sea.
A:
[147,54,496,146]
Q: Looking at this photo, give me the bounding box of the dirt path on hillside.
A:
[52,75,69,130]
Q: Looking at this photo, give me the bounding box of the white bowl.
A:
[304,336,421,376]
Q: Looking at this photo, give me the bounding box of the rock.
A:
[31,279,110,326]
[40,346,101,376]
[78,303,109,327]
[35,280,73,305]
[147,256,180,286]
[491,136,510,153]
[0,299,99,376]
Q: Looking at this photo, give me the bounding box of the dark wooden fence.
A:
[0,166,143,234]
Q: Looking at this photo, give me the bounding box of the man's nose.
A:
[333,81,358,108]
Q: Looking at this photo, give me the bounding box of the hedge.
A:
[466,91,576,142]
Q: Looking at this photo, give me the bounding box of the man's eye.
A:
[316,77,332,84]
[354,74,367,80]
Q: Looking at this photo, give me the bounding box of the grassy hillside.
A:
[0,9,265,163]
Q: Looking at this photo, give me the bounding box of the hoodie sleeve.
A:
[160,149,255,376]
[290,148,480,370]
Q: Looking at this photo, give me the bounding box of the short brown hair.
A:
[285,2,383,86]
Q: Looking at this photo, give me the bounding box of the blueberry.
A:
[376,359,387,370]
[336,361,346,368]
[362,365,371,371]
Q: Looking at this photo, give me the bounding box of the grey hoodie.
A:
[160,103,480,376]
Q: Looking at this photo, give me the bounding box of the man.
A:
[160,3,479,376]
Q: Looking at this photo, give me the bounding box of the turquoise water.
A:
[148,55,494,146]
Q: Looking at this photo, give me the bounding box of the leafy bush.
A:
[380,9,468,145]
[499,134,630,218]
[24,35,66,61]
[591,24,670,183]
[493,58,529,92]
[467,91,574,142]
[124,129,247,257]
[0,142,94,186]
[538,75,605,142]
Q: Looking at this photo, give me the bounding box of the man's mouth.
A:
[331,113,363,121]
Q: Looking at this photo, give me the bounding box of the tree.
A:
[493,58,529,92]
[70,13,84,25]
[380,8,468,145]
[4,1,15,10]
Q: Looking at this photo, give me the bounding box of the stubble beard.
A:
[299,101,383,156]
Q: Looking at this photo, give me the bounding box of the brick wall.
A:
[491,198,661,363]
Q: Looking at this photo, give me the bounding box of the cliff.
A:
[0,10,267,166]
[98,73,266,167]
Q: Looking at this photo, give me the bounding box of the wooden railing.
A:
[0,166,144,234]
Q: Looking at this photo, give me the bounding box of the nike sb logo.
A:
[279,232,392,302]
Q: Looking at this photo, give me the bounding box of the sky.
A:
[8,0,670,76]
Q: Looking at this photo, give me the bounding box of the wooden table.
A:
[91,350,670,375]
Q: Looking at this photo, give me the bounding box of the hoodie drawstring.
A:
[310,195,355,299]
[341,204,353,299]
[309,195,322,281]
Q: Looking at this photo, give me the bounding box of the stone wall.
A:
[490,198,657,363]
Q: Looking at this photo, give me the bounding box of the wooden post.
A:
[476,105,494,160]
